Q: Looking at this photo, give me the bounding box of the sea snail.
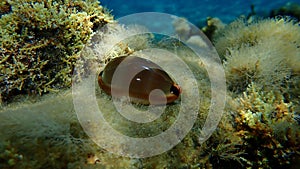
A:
[98,56,182,105]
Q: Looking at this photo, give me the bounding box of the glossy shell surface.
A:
[98,56,181,105]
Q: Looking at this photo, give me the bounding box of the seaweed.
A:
[0,0,113,103]
[229,83,300,168]
[271,2,300,21]
[0,4,299,168]
[213,18,300,93]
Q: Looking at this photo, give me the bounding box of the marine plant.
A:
[191,83,299,169]
[0,91,134,169]
[0,20,157,169]
[0,2,299,168]
[213,18,300,63]
[213,18,300,93]
[271,2,300,21]
[229,83,299,168]
[223,40,291,93]
[0,0,113,103]
[201,17,225,41]
[210,17,300,168]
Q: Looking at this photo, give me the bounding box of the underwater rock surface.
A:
[0,1,299,169]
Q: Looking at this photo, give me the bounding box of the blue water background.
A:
[100,0,300,25]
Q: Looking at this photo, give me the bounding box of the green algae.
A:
[210,17,300,168]
[0,3,299,169]
[0,90,135,168]
[0,0,113,103]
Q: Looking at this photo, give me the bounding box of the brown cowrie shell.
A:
[98,56,181,105]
